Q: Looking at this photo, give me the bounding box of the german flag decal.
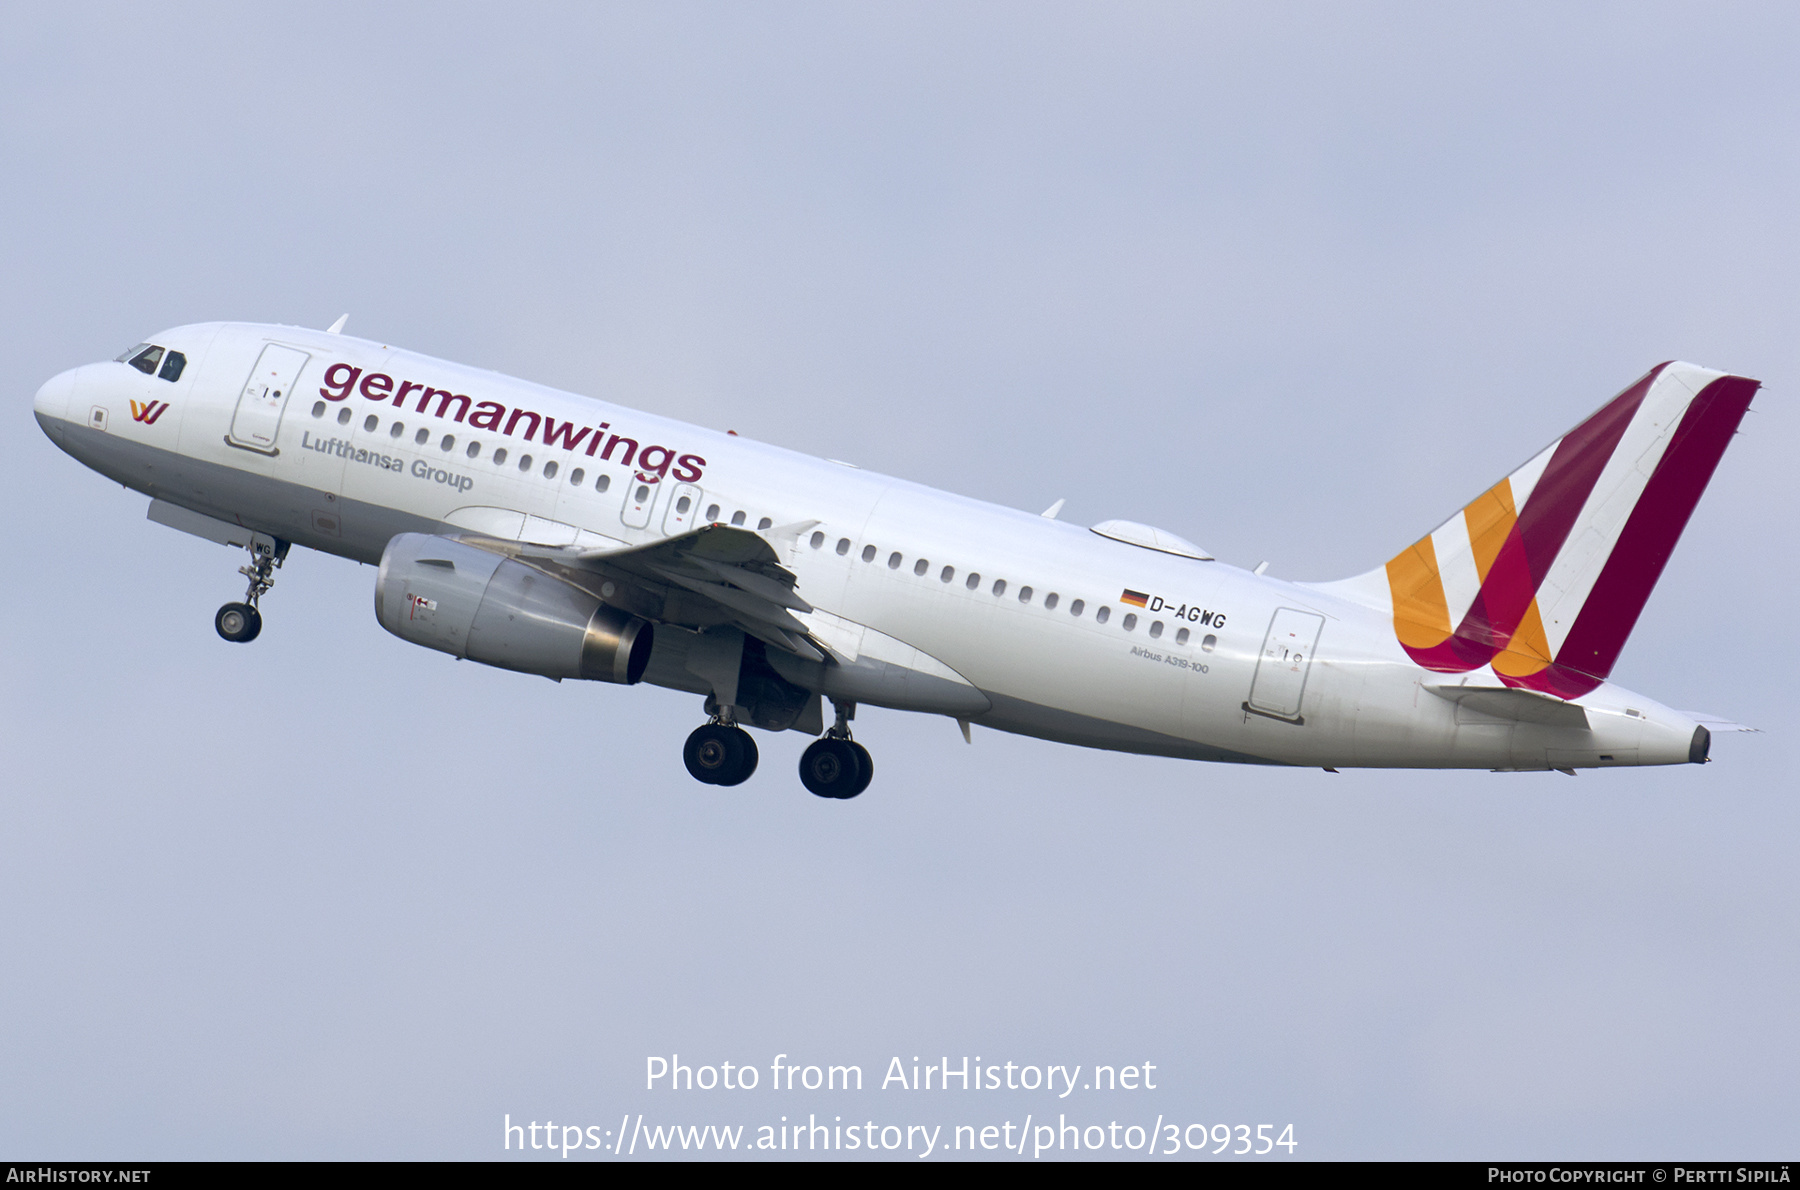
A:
[1120,589,1149,608]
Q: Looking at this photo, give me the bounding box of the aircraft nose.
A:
[33,366,79,423]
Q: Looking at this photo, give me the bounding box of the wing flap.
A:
[522,523,825,659]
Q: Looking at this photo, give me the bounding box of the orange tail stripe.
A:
[1386,537,1453,649]
[1463,479,1517,581]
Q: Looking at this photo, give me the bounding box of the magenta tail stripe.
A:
[1445,364,1663,660]
[1518,375,1759,693]
[1515,365,1664,585]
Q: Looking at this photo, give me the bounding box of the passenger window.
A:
[519,454,534,472]
[1176,627,1190,645]
[862,545,877,562]
[706,503,720,521]
[1018,586,1032,603]
[993,579,1007,597]
[810,531,825,549]
[1121,613,1136,631]
[1044,593,1060,610]
[570,468,584,485]
[336,407,352,425]
[758,517,772,530]
[158,351,186,382]
[1201,633,1217,652]
[913,558,929,576]
[1096,606,1110,624]
[731,511,746,526]
[467,441,482,459]
[596,474,611,492]
[888,552,903,570]
[390,421,404,438]
[493,448,509,465]
[1070,599,1084,617]
[676,496,691,514]
[635,484,650,502]
[363,415,379,432]
[311,401,326,419]
[965,572,980,590]
[415,428,430,445]
[837,538,851,556]
[543,460,557,477]
[1149,621,1164,639]
[941,566,954,583]
[442,435,455,453]
[127,345,163,375]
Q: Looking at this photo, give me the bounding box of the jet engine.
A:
[375,533,652,684]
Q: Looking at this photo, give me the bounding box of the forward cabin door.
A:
[228,344,312,454]
[1246,608,1325,724]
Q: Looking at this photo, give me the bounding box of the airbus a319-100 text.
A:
[33,318,1757,796]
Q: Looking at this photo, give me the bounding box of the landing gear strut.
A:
[800,700,873,799]
[684,713,759,786]
[215,535,288,644]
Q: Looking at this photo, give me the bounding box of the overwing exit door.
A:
[227,343,311,454]
[1245,608,1325,724]
[621,477,660,529]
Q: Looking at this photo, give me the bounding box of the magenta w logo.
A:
[129,400,169,425]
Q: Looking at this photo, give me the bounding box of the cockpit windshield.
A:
[115,343,186,382]
[122,344,164,374]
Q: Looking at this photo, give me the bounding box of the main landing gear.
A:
[215,535,289,644]
[681,698,875,799]
[684,716,760,786]
[799,701,872,800]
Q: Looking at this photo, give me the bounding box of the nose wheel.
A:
[215,534,288,644]
[684,721,759,786]
[215,602,262,643]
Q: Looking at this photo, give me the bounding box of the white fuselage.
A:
[33,322,1705,770]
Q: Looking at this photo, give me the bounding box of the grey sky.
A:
[2,2,1795,1159]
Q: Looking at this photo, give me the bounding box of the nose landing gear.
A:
[800,701,873,799]
[215,535,288,644]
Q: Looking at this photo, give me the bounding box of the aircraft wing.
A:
[502,524,827,662]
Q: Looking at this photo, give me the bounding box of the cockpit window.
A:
[115,343,152,363]
[158,351,186,382]
[124,345,164,375]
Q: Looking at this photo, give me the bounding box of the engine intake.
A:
[375,533,651,684]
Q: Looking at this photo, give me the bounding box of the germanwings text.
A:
[318,362,706,483]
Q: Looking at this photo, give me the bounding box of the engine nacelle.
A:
[375,533,652,684]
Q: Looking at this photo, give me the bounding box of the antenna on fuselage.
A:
[1040,498,1065,519]
[325,313,349,334]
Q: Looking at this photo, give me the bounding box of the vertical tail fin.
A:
[1371,362,1757,697]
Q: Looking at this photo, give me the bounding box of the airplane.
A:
[32,318,1758,797]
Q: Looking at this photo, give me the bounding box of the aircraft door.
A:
[661,483,704,535]
[228,344,311,454]
[1245,608,1325,724]
[620,477,660,529]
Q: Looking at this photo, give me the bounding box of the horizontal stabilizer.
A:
[1679,713,1760,733]
[1427,684,1589,728]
